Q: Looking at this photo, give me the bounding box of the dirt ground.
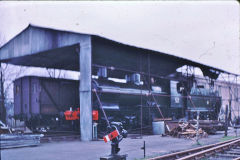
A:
[1,128,239,160]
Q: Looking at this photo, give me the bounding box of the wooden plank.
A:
[40,81,61,112]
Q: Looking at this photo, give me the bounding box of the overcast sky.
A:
[0,1,239,74]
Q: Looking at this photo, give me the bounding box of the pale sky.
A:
[0,1,239,75]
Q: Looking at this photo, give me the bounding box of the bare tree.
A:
[0,35,26,123]
[0,35,6,123]
[0,63,6,123]
[0,63,26,123]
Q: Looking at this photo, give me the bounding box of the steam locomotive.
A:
[13,73,221,133]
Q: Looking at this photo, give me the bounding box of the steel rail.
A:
[177,138,240,160]
[233,157,240,160]
[148,137,240,160]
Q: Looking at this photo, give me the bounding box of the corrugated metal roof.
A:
[0,24,238,77]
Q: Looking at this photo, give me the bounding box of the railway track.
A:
[40,131,80,143]
[148,137,240,160]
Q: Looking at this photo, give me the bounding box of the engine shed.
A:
[0,24,232,141]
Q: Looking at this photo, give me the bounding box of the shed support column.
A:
[79,38,92,141]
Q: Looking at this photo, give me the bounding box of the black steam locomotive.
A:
[13,73,221,133]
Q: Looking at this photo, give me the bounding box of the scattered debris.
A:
[0,120,43,149]
[189,120,225,134]
[165,121,208,139]
[0,120,12,134]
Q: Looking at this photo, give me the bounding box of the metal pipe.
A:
[225,105,228,136]
[93,89,110,128]
[196,111,200,144]
[140,54,143,138]
[141,141,146,158]
[148,53,151,125]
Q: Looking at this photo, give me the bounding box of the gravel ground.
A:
[1,128,238,160]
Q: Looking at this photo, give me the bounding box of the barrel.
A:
[152,121,165,135]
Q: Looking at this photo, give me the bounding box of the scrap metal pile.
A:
[166,121,208,139]
[0,134,44,149]
[0,120,43,149]
[0,120,12,134]
[188,120,225,134]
